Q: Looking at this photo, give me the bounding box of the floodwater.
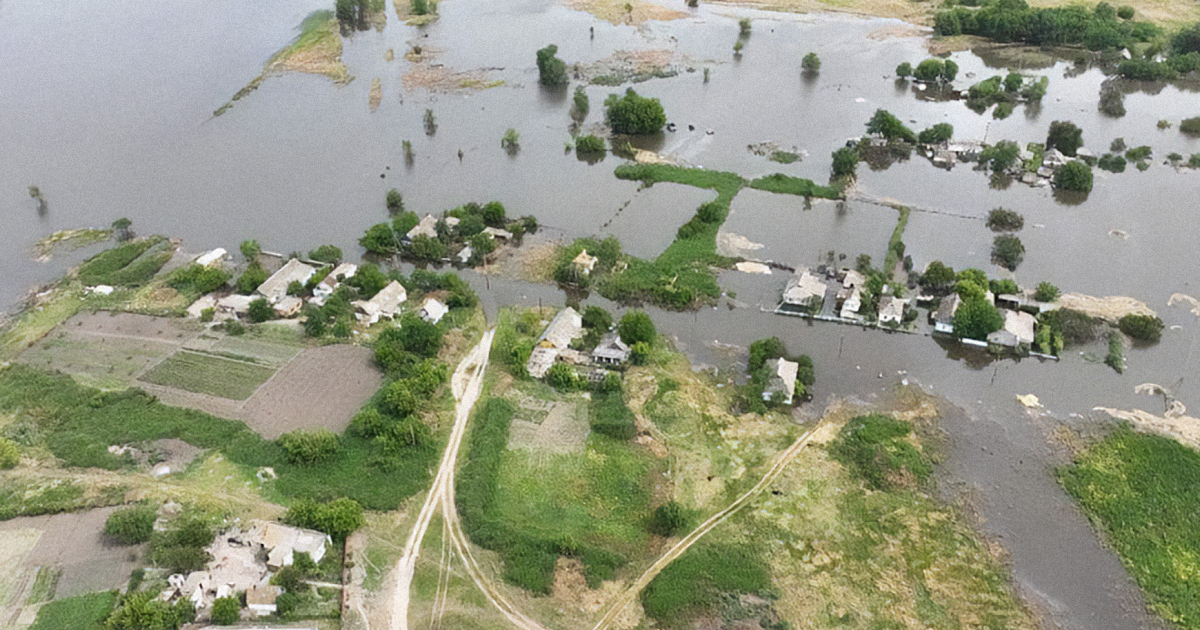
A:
[4,0,1200,627]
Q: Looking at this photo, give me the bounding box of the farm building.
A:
[313,262,358,300]
[525,307,584,378]
[781,268,827,312]
[934,293,961,334]
[353,280,407,325]
[256,259,316,304]
[592,333,631,366]
[763,358,799,405]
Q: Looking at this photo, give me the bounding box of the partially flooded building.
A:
[781,268,827,313]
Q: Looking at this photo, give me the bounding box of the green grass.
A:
[590,390,636,440]
[29,591,117,630]
[25,566,61,605]
[1105,331,1124,373]
[882,206,911,279]
[829,413,931,491]
[0,365,435,510]
[77,237,172,287]
[1059,426,1200,628]
[747,173,842,198]
[641,542,771,627]
[0,477,126,520]
[457,396,656,593]
[139,351,276,400]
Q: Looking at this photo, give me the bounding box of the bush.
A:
[1105,331,1124,372]
[1116,5,1134,19]
[1034,282,1060,302]
[896,61,912,77]
[239,240,261,261]
[536,44,568,86]
[979,140,1021,172]
[386,189,404,213]
[986,207,1024,232]
[236,262,268,295]
[1046,120,1083,156]
[1119,313,1164,342]
[990,279,1019,295]
[801,52,820,72]
[286,497,365,540]
[918,123,954,144]
[865,109,916,143]
[210,597,240,625]
[921,260,956,290]
[307,244,342,264]
[1053,160,1094,192]
[748,337,786,373]
[545,362,582,391]
[581,306,612,331]
[407,234,447,262]
[0,437,19,469]
[247,298,274,323]
[605,89,666,135]
[647,501,690,537]
[1099,84,1126,117]
[279,429,340,465]
[571,86,590,121]
[913,58,954,83]
[1173,21,1200,54]
[168,264,231,296]
[590,391,636,440]
[575,134,605,153]
[618,310,656,345]
[1181,117,1200,137]
[991,235,1025,271]
[105,592,194,630]
[1098,153,1127,172]
[104,504,157,545]
[831,146,859,178]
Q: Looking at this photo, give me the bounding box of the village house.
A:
[313,262,358,302]
[352,280,407,325]
[253,521,330,569]
[781,268,827,313]
[572,250,598,276]
[591,333,631,366]
[405,214,439,241]
[419,297,449,324]
[194,248,227,267]
[988,309,1037,349]
[272,296,303,318]
[763,358,799,405]
[256,259,316,304]
[934,293,961,334]
[878,295,909,325]
[525,307,584,378]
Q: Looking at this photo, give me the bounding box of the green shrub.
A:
[247,298,274,323]
[979,140,1021,172]
[748,337,786,373]
[830,414,931,491]
[0,437,19,469]
[29,591,117,630]
[210,597,240,625]
[954,296,1004,340]
[545,362,582,391]
[647,501,691,537]
[1118,313,1164,342]
[307,244,342,264]
[605,89,667,135]
[167,264,231,296]
[104,592,194,630]
[1033,282,1060,302]
[918,123,954,144]
[271,565,303,593]
[991,234,1025,271]
[386,188,404,213]
[571,86,590,121]
[986,207,1024,231]
[865,109,916,143]
[104,504,157,545]
[285,497,365,540]
[536,45,568,86]
[1098,153,1127,172]
[1105,331,1124,372]
[1124,145,1152,161]
[1053,160,1094,192]
[1046,120,1083,156]
[801,52,820,72]
[407,234,447,262]
[641,543,770,624]
[831,146,859,178]
[590,391,636,440]
[279,429,340,465]
[236,261,268,294]
[582,306,612,332]
[618,310,656,345]
[501,128,520,154]
[1117,5,1134,19]
[990,278,1019,295]
[575,134,605,153]
[1180,117,1200,136]
[913,58,953,83]
[896,61,912,77]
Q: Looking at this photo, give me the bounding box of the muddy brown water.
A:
[4,0,1200,627]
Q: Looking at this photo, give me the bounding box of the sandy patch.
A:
[264,18,351,83]
[633,149,676,165]
[866,24,929,40]
[716,231,765,258]
[401,63,503,93]
[734,261,772,274]
[369,77,383,112]
[1055,293,1156,322]
[1168,293,1200,316]
[708,0,935,26]
[574,49,687,85]
[565,0,687,25]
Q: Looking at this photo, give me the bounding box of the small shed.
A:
[762,358,799,405]
[256,259,316,304]
[934,294,961,334]
[572,250,598,275]
[592,334,631,366]
[420,298,449,324]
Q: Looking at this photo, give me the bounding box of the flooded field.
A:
[5,0,1200,627]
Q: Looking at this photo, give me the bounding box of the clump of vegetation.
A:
[570,86,590,122]
[1034,281,1060,302]
[741,336,814,412]
[738,17,751,36]
[605,88,666,135]
[912,58,958,83]
[104,503,157,545]
[239,239,261,261]
[831,146,859,179]
[0,437,19,469]
[28,591,117,630]
[575,134,605,154]
[1059,426,1200,628]
[647,501,692,537]
[307,244,342,264]
[1105,331,1125,372]
[979,140,1021,172]
[1046,120,1084,156]
[801,52,821,72]
[1053,160,1094,192]
[167,264,230,296]
[1118,313,1164,342]
[986,207,1024,231]
[77,236,173,287]
[830,414,931,491]
[641,542,771,626]
[236,261,269,294]
[918,122,954,144]
[991,234,1025,271]
[935,0,1161,50]
[919,260,956,294]
[104,591,194,630]
[1099,83,1126,117]
[966,73,1047,113]
[536,44,568,86]
[386,188,404,214]
[501,128,520,155]
[865,108,917,143]
[1098,153,1127,172]
[1180,116,1200,137]
[247,298,274,323]
[748,173,840,197]
[896,61,913,78]
[279,428,341,465]
[953,276,1004,340]
[210,597,240,625]
[286,497,365,540]
[150,515,215,574]
[423,108,437,136]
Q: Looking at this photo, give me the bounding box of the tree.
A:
[397,313,443,357]
[279,429,340,465]
[830,147,859,180]
[979,140,1021,172]
[346,262,388,298]
[1053,160,1094,192]
[247,298,274,323]
[956,268,989,293]
[111,218,135,242]
[1004,72,1024,93]
[604,89,666,135]
[571,86,590,121]
[546,362,581,390]
[1181,117,1200,137]
[501,128,520,155]
[1046,120,1084,156]
[239,239,261,261]
[913,58,944,82]
[407,234,447,261]
[921,261,956,290]
[307,244,342,264]
[618,310,656,346]
[386,189,404,214]
[986,207,1024,231]
[210,597,240,625]
[236,262,268,295]
[106,592,194,630]
[423,109,437,136]
[582,306,612,331]
[286,497,365,540]
[104,504,156,544]
[748,337,787,373]
[801,52,821,72]
[1118,313,1164,342]
[360,223,398,255]
[536,44,568,86]
[865,109,917,143]
[918,123,954,144]
[896,61,912,77]
[954,296,1004,340]
[1172,21,1200,54]
[648,501,690,537]
[991,235,1025,271]
[1033,282,1060,302]
[575,134,605,153]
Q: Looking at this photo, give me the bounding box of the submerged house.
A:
[405,214,440,241]
[988,310,1036,348]
[256,259,316,304]
[592,333,631,366]
[878,295,909,325]
[763,358,799,405]
[781,268,827,313]
[933,293,961,334]
[525,307,584,378]
[353,280,407,325]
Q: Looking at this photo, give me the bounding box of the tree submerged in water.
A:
[28,185,47,215]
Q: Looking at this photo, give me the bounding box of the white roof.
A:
[194,248,227,267]
[317,263,358,291]
[407,214,439,240]
[538,307,583,350]
[420,298,449,324]
[483,227,513,240]
[217,294,254,314]
[253,522,330,569]
[783,269,827,305]
[1003,309,1036,345]
[273,296,303,316]
[840,287,862,318]
[256,259,316,303]
[878,296,909,323]
[764,358,799,404]
[592,333,631,361]
[842,269,866,290]
[367,281,407,316]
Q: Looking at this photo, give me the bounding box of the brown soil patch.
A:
[401,62,504,93]
[565,0,687,25]
[264,18,351,83]
[369,77,383,112]
[483,237,563,283]
[0,507,142,600]
[574,49,684,85]
[1056,292,1156,322]
[866,24,929,40]
[239,344,383,439]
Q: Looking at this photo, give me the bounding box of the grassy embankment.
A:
[214,11,351,117]
[882,205,911,280]
[641,400,1037,629]
[555,164,841,310]
[1059,425,1200,628]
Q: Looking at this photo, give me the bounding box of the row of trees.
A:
[935,0,1160,50]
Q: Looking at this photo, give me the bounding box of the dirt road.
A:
[590,419,835,630]
[389,329,494,630]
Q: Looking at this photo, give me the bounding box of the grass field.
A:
[1059,425,1200,628]
[29,591,117,630]
[139,351,277,400]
